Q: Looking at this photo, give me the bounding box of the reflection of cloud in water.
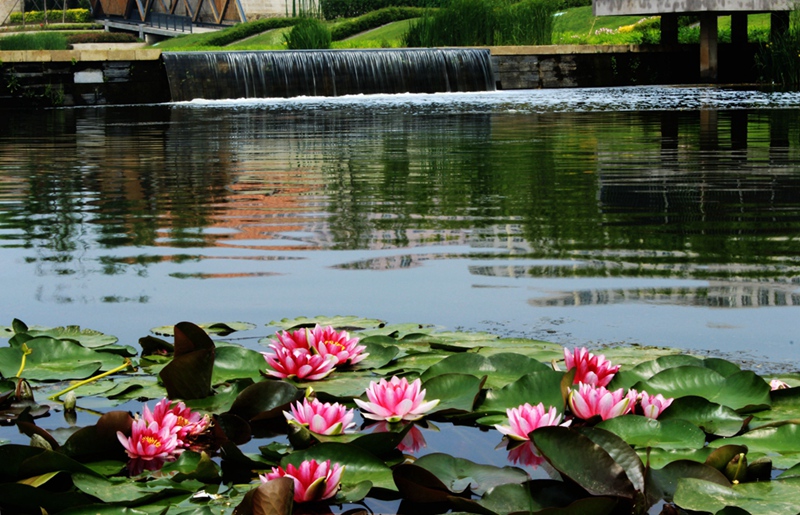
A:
[528,284,800,308]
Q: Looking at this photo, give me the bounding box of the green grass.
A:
[0,32,68,50]
[335,18,415,47]
[226,27,293,49]
[553,6,643,35]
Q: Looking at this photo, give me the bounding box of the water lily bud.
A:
[15,378,33,401]
[724,453,747,483]
[63,391,77,412]
[30,434,52,450]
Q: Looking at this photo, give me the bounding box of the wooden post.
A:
[700,13,718,81]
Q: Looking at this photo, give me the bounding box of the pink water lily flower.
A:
[310,325,368,366]
[564,347,620,387]
[117,415,180,460]
[284,398,356,435]
[770,378,791,390]
[260,459,344,503]
[262,346,338,381]
[144,398,210,447]
[639,391,674,419]
[355,376,440,423]
[568,383,637,421]
[495,402,570,441]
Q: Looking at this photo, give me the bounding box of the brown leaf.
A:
[234,477,294,515]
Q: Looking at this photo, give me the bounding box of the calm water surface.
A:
[2,86,800,369]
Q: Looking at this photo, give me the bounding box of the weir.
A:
[162,48,496,101]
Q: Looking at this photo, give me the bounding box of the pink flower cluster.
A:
[117,398,210,464]
[263,325,368,381]
[260,459,344,503]
[562,347,673,421]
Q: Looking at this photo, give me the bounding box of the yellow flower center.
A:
[176,416,189,427]
[142,435,161,447]
[325,340,346,351]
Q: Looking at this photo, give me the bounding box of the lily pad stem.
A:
[15,344,32,378]
[47,358,133,400]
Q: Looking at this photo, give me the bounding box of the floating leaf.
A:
[233,477,294,515]
[707,423,800,469]
[477,370,565,416]
[423,373,484,414]
[0,337,125,381]
[413,452,529,496]
[160,322,216,400]
[658,396,746,437]
[532,426,636,499]
[472,481,618,515]
[267,316,385,332]
[150,321,257,336]
[673,477,800,515]
[648,460,731,502]
[22,325,119,349]
[596,415,706,450]
[421,352,549,390]
[227,380,302,422]
[212,345,267,384]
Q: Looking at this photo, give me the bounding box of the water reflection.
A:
[1,88,800,361]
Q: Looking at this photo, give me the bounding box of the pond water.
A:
[2,86,800,372]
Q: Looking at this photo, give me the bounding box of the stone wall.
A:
[0,49,170,108]
[489,44,759,89]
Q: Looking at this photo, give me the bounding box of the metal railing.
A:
[149,12,193,33]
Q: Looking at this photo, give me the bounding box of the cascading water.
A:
[161,48,496,101]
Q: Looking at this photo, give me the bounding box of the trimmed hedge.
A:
[322,0,441,20]
[67,32,139,44]
[284,17,332,48]
[9,8,93,24]
[0,32,67,50]
[201,17,301,46]
[330,7,427,40]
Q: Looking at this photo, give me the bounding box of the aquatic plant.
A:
[0,316,799,514]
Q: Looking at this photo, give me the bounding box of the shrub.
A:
[756,9,800,86]
[322,0,442,20]
[202,17,300,46]
[66,32,139,44]
[330,6,427,40]
[9,8,93,24]
[284,17,332,49]
[403,0,557,47]
[0,32,67,50]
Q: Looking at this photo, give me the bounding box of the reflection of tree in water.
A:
[0,106,233,287]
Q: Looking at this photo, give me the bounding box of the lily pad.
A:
[421,352,550,390]
[267,316,385,332]
[596,415,706,450]
[423,373,484,414]
[477,369,566,416]
[211,345,266,384]
[150,321,257,336]
[0,337,125,381]
[413,452,529,496]
[707,423,800,469]
[673,477,800,515]
[658,396,747,437]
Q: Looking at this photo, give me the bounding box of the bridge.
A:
[593,0,794,80]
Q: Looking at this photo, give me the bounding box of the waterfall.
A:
[162,49,496,101]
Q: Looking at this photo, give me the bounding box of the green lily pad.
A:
[227,380,302,421]
[474,482,618,515]
[707,423,800,469]
[633,367,770,412]
[211,345,266,384]
[423,373,484,413]
[648,460,731,502]
[150,321,257,336]
[610,355,738,390]
[421,352,549,390]
[477,369,566,416]
[413,452,529,496]
[596,415,706,450]
[354,340,399,370]
[532,426,636,499]
[282,442,395,491]
[0,337,125,381]
[750,387,800,428]
[673,477,800,515]
[658,396,747,437]
[267,316,385,332]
